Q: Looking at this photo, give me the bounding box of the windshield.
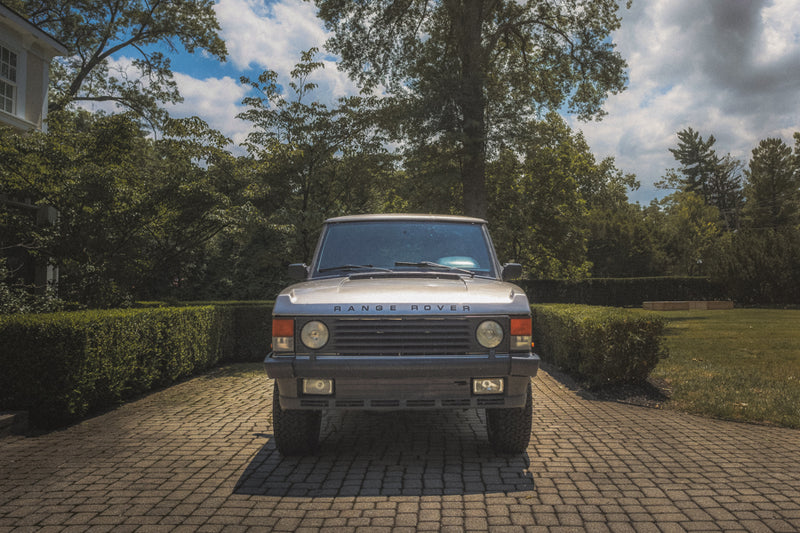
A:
[313,221,497,278]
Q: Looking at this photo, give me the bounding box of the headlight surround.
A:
[476,320,503,349]
[300,320,329,350]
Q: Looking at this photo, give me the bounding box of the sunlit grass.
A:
[638,309,800,428]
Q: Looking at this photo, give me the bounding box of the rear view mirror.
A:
[288,263,308,280]
[501,263,523,281]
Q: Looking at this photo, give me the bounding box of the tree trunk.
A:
[453,0,487,219]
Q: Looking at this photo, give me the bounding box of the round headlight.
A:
[301,321,329,350]
[476,320,503,349]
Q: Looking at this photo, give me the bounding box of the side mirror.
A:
[501,263,523,281]
[288,263,309,280]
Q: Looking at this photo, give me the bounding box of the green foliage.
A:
[20,0,227,125]
[521,277,725,307]
[531,304,668,387]
[488,114,592,279]
[743,137,800,229]
[586,202,662,277]
[0,259,67,314]
[237,50,393,263]
[647,192,723,276]
[487,113,647,279]
[646,128,800,305]
[316,0,628,216]
[707,228,800,305]
[0,303,272,427]
[665,127,719,197]
[380,143,463,216]
[660,128,743,230]
[0,112,249,307]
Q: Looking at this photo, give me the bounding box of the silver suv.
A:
[265,214,539,455]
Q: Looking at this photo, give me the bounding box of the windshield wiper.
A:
[318,264,392,273]
[394,261,476,277]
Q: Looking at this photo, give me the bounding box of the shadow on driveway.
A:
[235,409,535,498]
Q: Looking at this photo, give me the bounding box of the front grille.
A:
[330,318,473,356]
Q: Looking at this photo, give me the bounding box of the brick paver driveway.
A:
[1,363,799,532]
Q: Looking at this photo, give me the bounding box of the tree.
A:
[743,137,800,229]
[380,141,463,215]
[662,127,743,230]
[586,202,662,278]
[237,50,393,263]
[315,0,628,217]
[487,113,596,279]
[707,154,743,231]
[18,0,227,126]
[649,192,722,276]
[0,111,246,306]
[666,127,718,198]
[707,228,800,305]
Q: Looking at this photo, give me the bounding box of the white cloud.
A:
[568,0,800,203]
[166,0,359,152]
[89,58,251,148]
[215,0,326,72]
[760,0,800,62]
[214,0,357,100]
[169,73,250,145]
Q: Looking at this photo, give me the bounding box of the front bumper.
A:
[264,352,540,380]
[265,352,539,410]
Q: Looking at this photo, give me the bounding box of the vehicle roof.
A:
[324,213,487,224]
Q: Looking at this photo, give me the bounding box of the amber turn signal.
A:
[272,318,294,337]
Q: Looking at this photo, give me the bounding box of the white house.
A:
[0,2,67,132]
[1,2,67,291]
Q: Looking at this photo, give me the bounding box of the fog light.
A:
[302,378,334,395]
[473,378,504,395]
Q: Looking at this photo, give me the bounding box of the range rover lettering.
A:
[265,214,540,455]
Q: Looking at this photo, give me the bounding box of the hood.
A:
[273,274,531,316]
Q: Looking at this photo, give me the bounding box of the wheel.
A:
[486,382,532,453]
[272,384,321,456]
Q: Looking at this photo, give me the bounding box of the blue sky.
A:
[116,0,800,204]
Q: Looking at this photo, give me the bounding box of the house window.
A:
[1,44,17,114]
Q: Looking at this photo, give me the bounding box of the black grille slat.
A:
[331,318,473,356]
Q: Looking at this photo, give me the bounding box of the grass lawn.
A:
[641,309,800,428]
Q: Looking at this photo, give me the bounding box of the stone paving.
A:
[1,362,799,532]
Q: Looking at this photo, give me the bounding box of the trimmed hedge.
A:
[133,301,273,362]
[520,277,726,307]
[1,301,667,424]
[0,303,272,427]
[531,304,668,387]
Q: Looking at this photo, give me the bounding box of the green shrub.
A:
[520,277,725,307]
[706,228,800,305]
[531,304,668,387]
[0,303,272,427]
[0,259,69,315]
[132,301,273,362]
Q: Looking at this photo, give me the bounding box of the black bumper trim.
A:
[263,352,540,379]
[280,392,528,410]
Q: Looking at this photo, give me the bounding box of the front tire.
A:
[272,384,321,456]
[486,382,532,453]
